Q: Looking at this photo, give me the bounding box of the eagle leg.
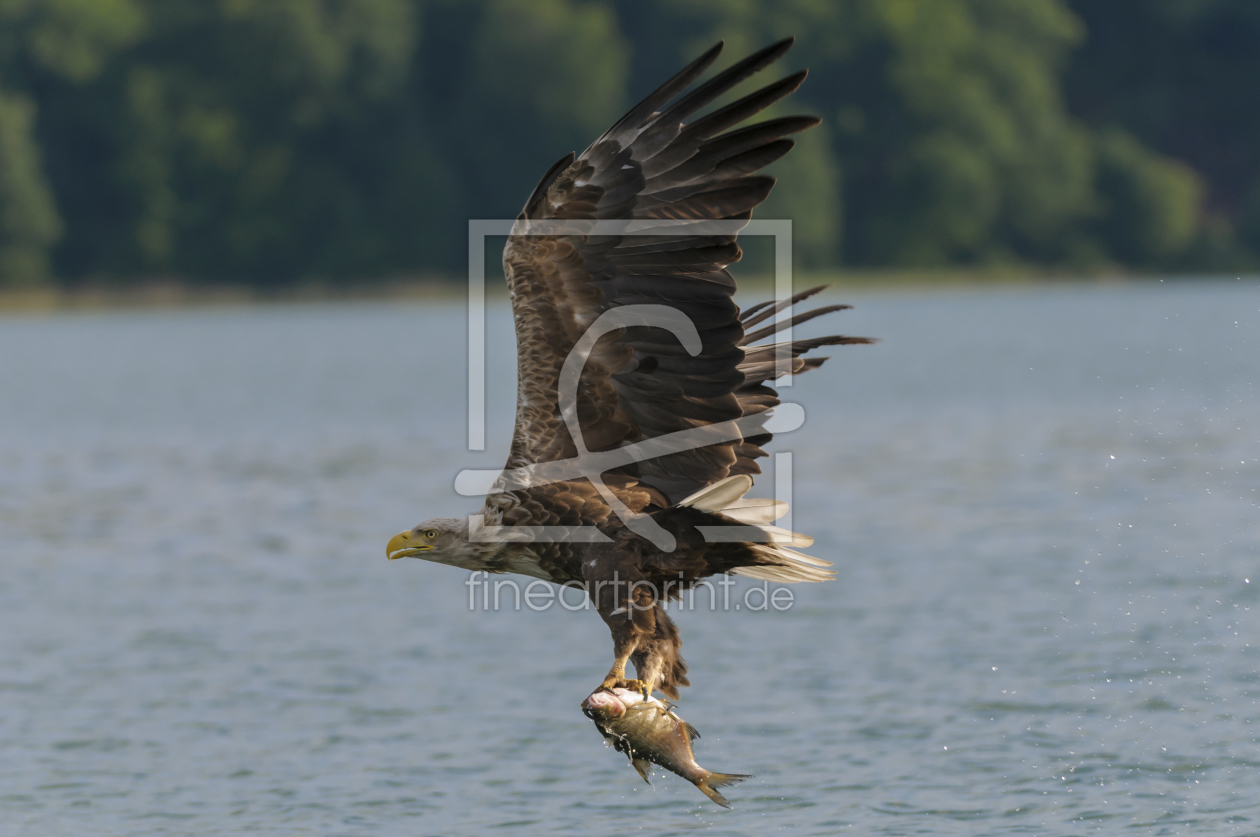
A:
[629,605,688,700]
[595,590,653,699]
[599,676,650,699]
[596,624,645,696]
[587,545,657,700]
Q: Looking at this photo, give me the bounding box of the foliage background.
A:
[0,0,1255,286]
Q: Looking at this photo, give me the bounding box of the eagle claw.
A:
[599,677,652,700]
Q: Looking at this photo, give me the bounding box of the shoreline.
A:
[0,269,1248,317]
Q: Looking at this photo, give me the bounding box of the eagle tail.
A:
[733,544,835,583]
[679,474,834,583]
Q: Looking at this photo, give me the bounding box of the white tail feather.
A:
[756,525,814,548]
[733,544,835,583]
[773,546,832,568]
[719,498,789,524]
[678,475,832,583]
[731,565,801,583]
[678,474,753,512]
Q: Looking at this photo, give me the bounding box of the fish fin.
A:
[631,758,653,784]
[706,771,751,788]
[683,722,701,741]
[696,772,751,809]
[624,704,656,722]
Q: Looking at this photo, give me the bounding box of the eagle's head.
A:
[386,517,481,568]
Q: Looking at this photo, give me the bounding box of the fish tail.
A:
[696,771,751,809]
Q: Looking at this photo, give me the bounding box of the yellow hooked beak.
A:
[387,531,434,561]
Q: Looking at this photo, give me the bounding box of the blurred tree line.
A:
[0,0,1255,286]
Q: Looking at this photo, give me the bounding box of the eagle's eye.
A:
[423,529,438,540]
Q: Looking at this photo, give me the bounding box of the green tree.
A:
[615,0,1208,270]
[0,0,142,284]
[443,0,630,219]
[1066,0,1260,268]
[0,0,1239,284]
[614,0,1100,267]
[1093,128,1203,267]
[819,0,1099,265]
[116,0,423,282]
[35,0,442,283]
[0,89,61,282]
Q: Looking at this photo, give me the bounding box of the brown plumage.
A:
[387,37,874,700]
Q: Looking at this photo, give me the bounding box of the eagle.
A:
[387,38,871,701]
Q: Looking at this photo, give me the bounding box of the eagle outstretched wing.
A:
[497,37,868,509]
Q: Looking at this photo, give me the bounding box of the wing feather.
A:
[496,38,869,519]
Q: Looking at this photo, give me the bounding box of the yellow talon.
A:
[598,677,649,697]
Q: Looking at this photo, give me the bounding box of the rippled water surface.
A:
[1,281,1258,836]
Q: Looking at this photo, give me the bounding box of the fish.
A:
[581,687,751,808]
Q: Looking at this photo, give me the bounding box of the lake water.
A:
[1,280,1258,836]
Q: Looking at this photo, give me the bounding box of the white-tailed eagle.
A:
[388,38,871,700]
